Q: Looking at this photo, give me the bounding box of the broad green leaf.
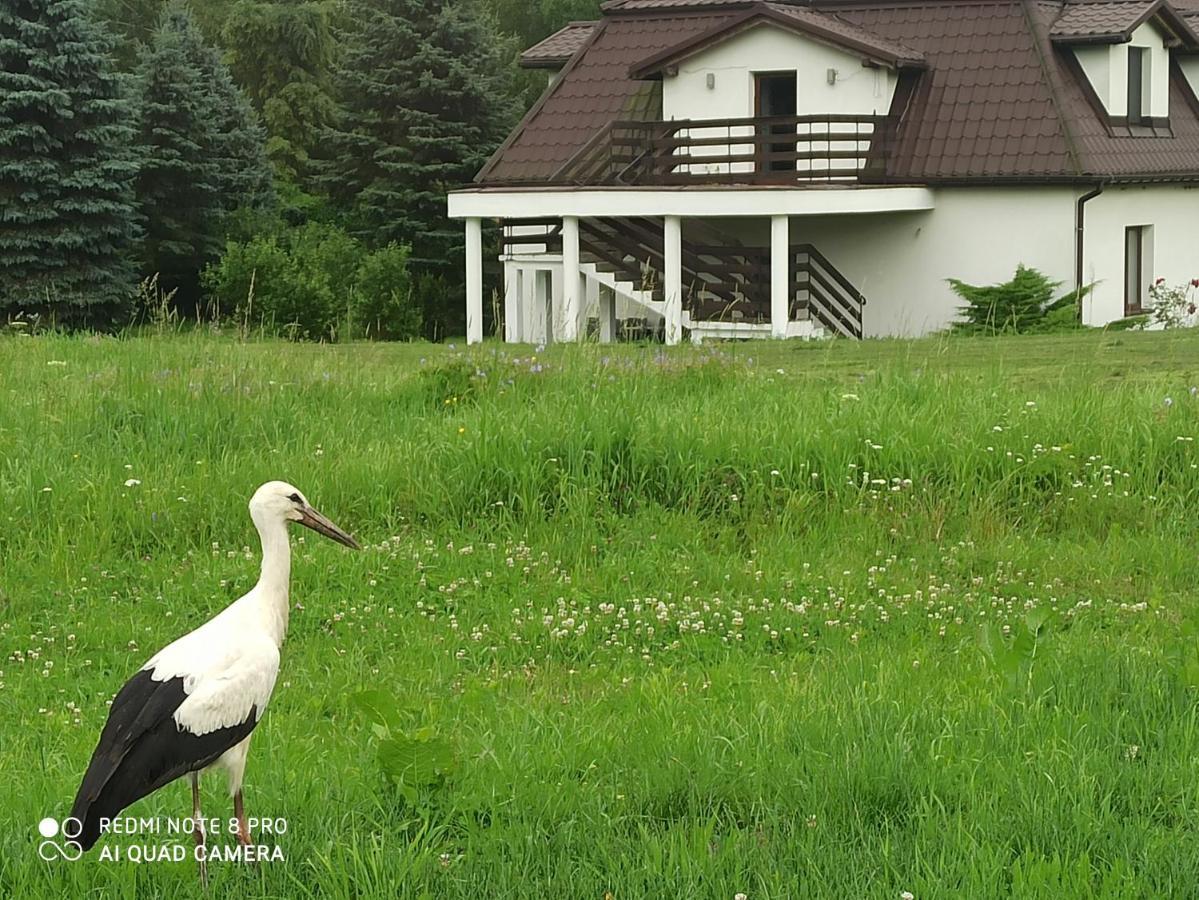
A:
[378,735,457,787]
[351,689,406,734]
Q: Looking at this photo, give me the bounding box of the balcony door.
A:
[754,72,797,174]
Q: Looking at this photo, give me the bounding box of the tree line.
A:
[0,0,602,340]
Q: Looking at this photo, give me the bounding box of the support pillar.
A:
[664,215,682,346]
[598,285,617,343]
[549,265,563,344]
[503,264,521,343]
[770,214,789,339]
[465,217,483,344]
[561,216,581,342]
[522,267,539,344]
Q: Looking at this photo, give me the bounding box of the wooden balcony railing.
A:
[554,114,894,186]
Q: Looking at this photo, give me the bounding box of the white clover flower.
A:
[124,478,141,488]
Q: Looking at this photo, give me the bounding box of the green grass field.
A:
[3,329,1199,898]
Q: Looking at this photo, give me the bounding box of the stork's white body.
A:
[141,506,291,795]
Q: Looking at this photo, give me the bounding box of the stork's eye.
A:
[288,493,302,504]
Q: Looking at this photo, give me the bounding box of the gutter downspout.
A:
[1075,183,1104,321]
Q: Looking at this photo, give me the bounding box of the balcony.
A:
[555,114,895,187]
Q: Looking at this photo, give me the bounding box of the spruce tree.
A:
[134,6,221,303]
[0,0,140,325]
[134,4,272,305]
[95,0,167,68]
[319,0,519,336]
[174,8,274,212]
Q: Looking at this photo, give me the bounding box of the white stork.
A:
[68,481,359,882]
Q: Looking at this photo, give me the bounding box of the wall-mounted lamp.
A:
[706,72,716,90]
[827,68,839,86]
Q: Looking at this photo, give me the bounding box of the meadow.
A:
[2,329,1199,898]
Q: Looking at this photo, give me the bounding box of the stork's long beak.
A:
[297,505,361,550]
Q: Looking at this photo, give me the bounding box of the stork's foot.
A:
[191,773,209,889]
[233,789,256,861]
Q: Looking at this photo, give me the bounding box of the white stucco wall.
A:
[1075,45,1112,109]
[1181,57,1199,100]
[700,189,1077,337]
[1080,184,1199,324]
[661,23,898,122]
[1072,21,1171,118]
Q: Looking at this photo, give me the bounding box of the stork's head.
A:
[249,481,361,550]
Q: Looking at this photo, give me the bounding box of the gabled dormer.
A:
[519,21,599,86]
[628,4,925,123]
[1051,0,1199,133]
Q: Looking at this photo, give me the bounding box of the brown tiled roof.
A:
[602,0,757,8]
[766,4,926,66]
[480,0,1199,185]
[1049,0,1199,44]
[480,11,740,182]
[1050,1,1160,41]
[520,21,599,68]
[836,0,1081,180]
[629,4,925,77]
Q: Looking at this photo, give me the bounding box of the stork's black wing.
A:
[68,669,257,851]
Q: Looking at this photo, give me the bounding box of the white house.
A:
[448,0,1199,344]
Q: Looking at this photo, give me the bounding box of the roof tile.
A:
[1050,1,1156,41]
[520,21,600,68]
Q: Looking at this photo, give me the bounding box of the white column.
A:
[523,267,539,343]
[598,285,616,343]
[549,264,563,344]
[503,263,520,343]
[770,214,789,339]
[664,215,682,346]
[561,216,581,342]
[465,217,483,344]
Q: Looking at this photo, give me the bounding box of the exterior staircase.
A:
[503,216,866,341]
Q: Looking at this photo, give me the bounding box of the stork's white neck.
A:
[250,511,292,648]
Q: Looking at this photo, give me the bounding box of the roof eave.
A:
[626,6,924,80]
[519,56,571,69]
[1050,32,1131,46]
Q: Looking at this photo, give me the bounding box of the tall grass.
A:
[2,330,1199,898]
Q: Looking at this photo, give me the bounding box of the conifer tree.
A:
[175,9,275,212]
[222,0,340,183]
[133,6,221,302]
[0,0,140,325]
[319,0,519,336]
[134,4,273,304]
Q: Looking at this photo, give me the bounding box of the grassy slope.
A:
[2,330,1199,898]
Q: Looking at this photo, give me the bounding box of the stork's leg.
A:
[191,773,208,888]
[233,790,253,848]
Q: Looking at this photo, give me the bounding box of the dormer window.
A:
[1127,46,1148,124]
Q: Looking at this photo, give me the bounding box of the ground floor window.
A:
[1124,225,1153,315]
